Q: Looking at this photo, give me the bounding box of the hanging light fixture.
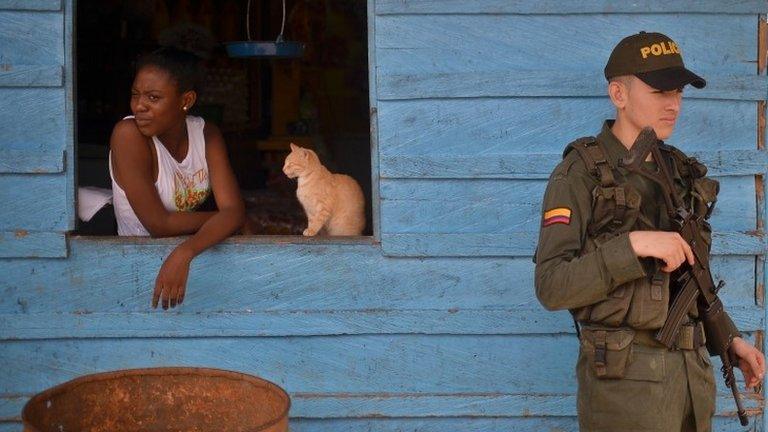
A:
[225,0,304,58]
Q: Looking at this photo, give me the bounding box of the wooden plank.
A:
[0,149,64,173]
[380,150,768,179]
[300,393,763,419]
[380,176,757,233]
[757,101,767,151]
[0,303,762,340]
[63,0,74,232]
[378,72,768,101]
[375,15,756,75]
[0,174,68,231]
[381,232,766,257]
[0,89,66,152]
[0,11,63,65]
[376,0,768,15]
[0,417,761,432]
[711,256,761,305]
[369,0,382,240]
[759,15,767,74]
[0,335,579,394]
[0,334,760,396]
[0,395,25,421]
[376,98,757,156]
[0,0,60,10]
[0,242,755,314]
[0,230,66,258]
[292,417,761,432]
[0,392,762,422]
[0,309,584,339]
[383,232,541,257]
[0,64,62,87]
[0,240,535,313]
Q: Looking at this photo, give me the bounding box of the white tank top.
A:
[109,115,211,236]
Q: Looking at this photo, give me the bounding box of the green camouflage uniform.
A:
[535,121,716,431]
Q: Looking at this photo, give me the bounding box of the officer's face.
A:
[614,77,683,140]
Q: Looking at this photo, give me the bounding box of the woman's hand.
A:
[152,245,194,309]
[730,336,765,389]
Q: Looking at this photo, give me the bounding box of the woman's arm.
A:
[152,122,246,309]
[172,122,246,255]
[110,119,214,236]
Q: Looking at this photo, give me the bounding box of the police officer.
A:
[534,31,765,431]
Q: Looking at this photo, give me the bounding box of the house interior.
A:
[76,0,371,236]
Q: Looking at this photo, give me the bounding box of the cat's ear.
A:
[302,149,309,159]
[290,143,299,152]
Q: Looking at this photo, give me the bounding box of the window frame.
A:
[70,0,381,245]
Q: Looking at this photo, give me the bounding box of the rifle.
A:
[619,127,748,426]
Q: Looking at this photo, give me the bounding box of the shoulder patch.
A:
[543,207,572,227]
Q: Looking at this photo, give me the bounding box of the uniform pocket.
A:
[575,233,633,326]
[589,185,641,235]
[625,272,669,329]
[691,177,719,219]
[580,327,635,379]
[624,344,665,382]
[585,285,632,326]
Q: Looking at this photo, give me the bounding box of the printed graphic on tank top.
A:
[109,115,211,236]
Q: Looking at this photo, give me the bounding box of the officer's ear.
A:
[608,76,631,109]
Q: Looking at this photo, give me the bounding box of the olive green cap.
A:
[604,31,706,90]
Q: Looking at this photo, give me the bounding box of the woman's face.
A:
[130,66,187,137]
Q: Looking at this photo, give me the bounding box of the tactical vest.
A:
[565,137,717,330]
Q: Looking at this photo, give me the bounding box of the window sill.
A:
[69,234,378,247]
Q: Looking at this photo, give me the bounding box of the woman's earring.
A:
[183,106,188,111]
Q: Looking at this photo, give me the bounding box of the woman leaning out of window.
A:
[109,27,247,310]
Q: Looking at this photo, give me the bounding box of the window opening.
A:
[75,0,372,237]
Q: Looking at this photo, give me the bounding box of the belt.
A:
[633,321,706,350]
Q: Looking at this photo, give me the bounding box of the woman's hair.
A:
[137,24,216,93]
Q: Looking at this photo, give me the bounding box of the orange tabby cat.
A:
[283,143,365,236]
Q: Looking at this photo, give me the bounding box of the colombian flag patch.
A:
[543,207,571,227]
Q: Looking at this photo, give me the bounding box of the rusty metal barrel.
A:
[22,367,290,432]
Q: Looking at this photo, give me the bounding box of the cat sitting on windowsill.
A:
[282,143,365,236]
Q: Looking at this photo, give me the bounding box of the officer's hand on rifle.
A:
[729,337,766,389]
[629,231,695,272]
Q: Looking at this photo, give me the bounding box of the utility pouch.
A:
[691,177,719,220]
[688,177,719,255]
[580,327,635,379]
[588,185,642,235]
[580,283,632,326]
[576,272,669,329]
[625,272,669,329]
[571,233,631,326]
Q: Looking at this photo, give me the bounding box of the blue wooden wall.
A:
[0,0,767,431]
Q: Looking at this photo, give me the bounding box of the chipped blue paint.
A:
[0,149,64,173]
[0,230,66,258]
[0,0,60,11]
[0,64,63,87]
